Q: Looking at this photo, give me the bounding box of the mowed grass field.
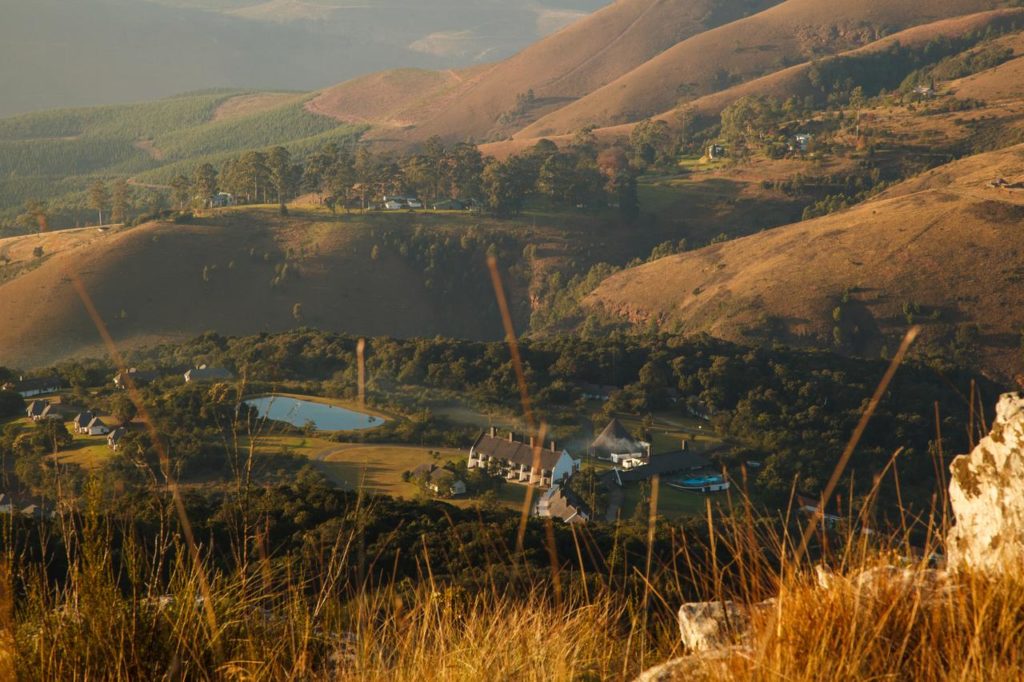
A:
[315,444,466,497]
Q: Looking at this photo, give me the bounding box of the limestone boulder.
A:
[947,392,1024,573]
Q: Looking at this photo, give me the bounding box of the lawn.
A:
[620,481,721,520]
[314,444,466,497]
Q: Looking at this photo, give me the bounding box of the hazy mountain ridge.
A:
[0,0,607,117]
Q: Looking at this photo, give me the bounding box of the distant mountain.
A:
[0,0,607,117]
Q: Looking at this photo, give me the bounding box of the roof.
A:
[114,369,160,385]
[87,417,108,429]
[612,450,713,484]
[26,400,47,416]
[108,427,127,442]
[591,418,642,454]
[538,484,590,524]
[15,376,63,392]
[428,468,459,485]
[471,433,565,471]
[73,412,95,427]
[185,367,234,382]
[411,463,436,478]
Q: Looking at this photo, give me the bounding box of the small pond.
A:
[244,395,384,432]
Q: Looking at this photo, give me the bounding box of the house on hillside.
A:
[72,412,95,434]
[107,427,127,451]
[381,195,421,210]
[13,376,64,397]
[21,504,52,520]
[468,428,580,488]
[590,418,649,462]
[38,403,67,422]
[114,368,160,390]
[535,484,591,525]
[707,144,727,160]
[184,366,234,383]
[411,463,467,498]
[792,134,812,153]
[85,417,110,436]
[431,199,467,211]
[26,400,48,420]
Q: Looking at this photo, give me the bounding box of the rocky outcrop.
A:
[947,392,1024,573]
[677,601,748,652]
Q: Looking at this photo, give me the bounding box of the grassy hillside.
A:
[0,92,364,218]
[517,0,1017,138]
[586,143,1024,380]
[346,0,783,143]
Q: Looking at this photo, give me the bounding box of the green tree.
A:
[15,199,48,232]
[629,118,672,168]
[537,153,576,203]
[111,178,130,224]
[111,393,138,426]
[482,159,529,217]
[88,179,110,225]
[239,151,270,203]
[191,163,218,208]
[268,146,293,213]
[170,175,191,210]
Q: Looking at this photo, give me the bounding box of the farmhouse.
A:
[590,418,649,462]
[72,412,95,434]
[85,417,110,436]
[12,376,63,397]
[26,400,47,420]
[108,427,127,451]
[468,428,579,488]
[535,484,591,525]
[184,366,234,383]
[114,368,160,389]
[411,464,467,497]
[38,403,71,422]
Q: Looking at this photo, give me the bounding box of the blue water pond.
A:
[244,395,383,431]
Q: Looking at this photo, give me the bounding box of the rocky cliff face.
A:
[947,392,1024,573]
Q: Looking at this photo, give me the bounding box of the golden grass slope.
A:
[585,144,1024,380]
[321,0,783,142]
[482,9,1024,155]
[306,67,485,128]
[518,0,1014,138]
[0,210,510,368]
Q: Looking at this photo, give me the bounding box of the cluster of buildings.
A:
[465,419,726,525]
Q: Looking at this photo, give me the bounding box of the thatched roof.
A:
[590,418,641,455]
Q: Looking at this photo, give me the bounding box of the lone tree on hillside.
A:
[191,163,218,209]
[88,180,110,225]
[15,199,48,232]
[170,175,191,211]
[268,146,292,215]
[111,178,130,224]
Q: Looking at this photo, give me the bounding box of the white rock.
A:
[947,392,1024,573]
[677,601,747,652]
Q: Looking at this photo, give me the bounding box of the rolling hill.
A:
[326,0,785,143]
[585,143,1024,380]
[0,210,521,368]
[516,0,1015,138]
